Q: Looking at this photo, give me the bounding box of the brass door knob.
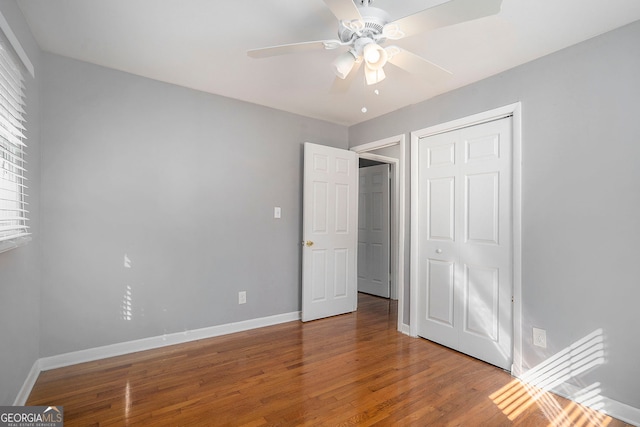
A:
[305,240,314,247]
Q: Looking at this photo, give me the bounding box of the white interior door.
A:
[302,142,358,322]
[358,164,390,298]
[416,117,513,370]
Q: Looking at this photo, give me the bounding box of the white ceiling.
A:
[16,0,640,126]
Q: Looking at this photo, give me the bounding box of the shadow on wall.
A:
[491,329,612,425]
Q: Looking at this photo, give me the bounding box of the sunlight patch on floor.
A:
[490,329,613,426]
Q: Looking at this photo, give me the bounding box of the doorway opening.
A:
[351,135,407,334]
[358,160,391,299]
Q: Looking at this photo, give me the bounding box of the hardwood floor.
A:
[28,294,630,426]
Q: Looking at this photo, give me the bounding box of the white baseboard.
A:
[604,399,640,426]
[13,359,42,406]
[399,323,411,336]
[15,311,300,404]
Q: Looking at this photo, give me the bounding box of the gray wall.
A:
[0,0,41,405]
[349,21,640,409]
[39,53,348,357]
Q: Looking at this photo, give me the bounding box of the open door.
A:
[302,142,358,322]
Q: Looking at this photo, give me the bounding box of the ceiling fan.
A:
[247,0,503,89]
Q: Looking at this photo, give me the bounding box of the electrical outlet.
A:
[238,291,247,305]
[533,327,547,348]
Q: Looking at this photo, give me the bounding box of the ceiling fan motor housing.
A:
[337,6,392,43]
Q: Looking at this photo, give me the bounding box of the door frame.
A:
[351,135,407,334]
[410,103,523,375]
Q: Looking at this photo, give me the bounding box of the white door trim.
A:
[351,135,407,334]
[410,103,523,375]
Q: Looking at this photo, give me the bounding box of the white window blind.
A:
[0,36,28,245]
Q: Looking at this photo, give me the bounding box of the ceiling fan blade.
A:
[323,0,362,22]
[386,0,503,39]
[386,48,452,82]
[330,60,362,93]
[248,40,340,59]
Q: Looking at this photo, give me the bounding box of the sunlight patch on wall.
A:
[120,253,133,321]
[120,284,133,321]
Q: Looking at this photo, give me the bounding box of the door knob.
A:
[436,249,442,254]
[305,241,314,247]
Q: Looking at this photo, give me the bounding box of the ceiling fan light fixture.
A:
[365,65,385,85]
[363,43,388,71]
[332,50,357,79]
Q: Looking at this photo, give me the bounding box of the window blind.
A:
[0,37,28,244]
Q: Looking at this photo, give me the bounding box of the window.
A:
[0,36,28,250]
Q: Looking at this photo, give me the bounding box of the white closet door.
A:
[417,117,513,370]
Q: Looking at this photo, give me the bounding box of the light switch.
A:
[274,207,281,219]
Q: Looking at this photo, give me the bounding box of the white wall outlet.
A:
[274,207,281,219]
[238,291,247,304]
[533,327,547,348]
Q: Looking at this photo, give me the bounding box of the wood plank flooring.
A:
[27,294,631,426]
